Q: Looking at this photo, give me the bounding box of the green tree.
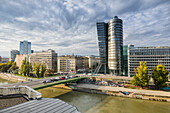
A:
[20,58,27,76]
[20,58,32,76]
[131,61,150,88]
[0,63,7,72]
[26,61,32,76]
[34,63,41,78]
[152,64,169,89]
[40,63,46,77]
[9,62,19,72]
[46,69,55,76]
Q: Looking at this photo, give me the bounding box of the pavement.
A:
[77,84,170,97]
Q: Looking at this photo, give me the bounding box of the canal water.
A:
[0,78,14,85]
[38,85,170,113]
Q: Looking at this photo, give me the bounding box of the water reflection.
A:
[38,85,170,113]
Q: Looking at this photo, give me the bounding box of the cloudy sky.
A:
[0,0,170,57]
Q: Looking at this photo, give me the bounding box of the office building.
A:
[10,50,20,61]
[86,55,100,72]
[20,40,31,54]
[0,57,9,63]
[57,55,89,73]
[16,49,57,71]
[128,45,170,77]
[122,45,128,76]
[96,16,123,75]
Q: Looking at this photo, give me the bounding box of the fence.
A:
[0,86,41,99]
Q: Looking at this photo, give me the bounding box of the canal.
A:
[38,85,170,113]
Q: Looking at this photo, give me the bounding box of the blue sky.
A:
[0,0,170,57]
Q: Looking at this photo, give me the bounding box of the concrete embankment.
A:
[75,84,170,102]
[0,73,27,82]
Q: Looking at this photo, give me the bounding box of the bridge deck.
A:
[33,77,87,90]
[0,98,80,113]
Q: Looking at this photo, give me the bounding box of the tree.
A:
[20,57,32,76]
[40,63,46,77]
[26,61,32,76]
[34,63,41,78]
[131,61,150,88]
[152,64,169,89]
[46,69,55,76]
[9,62,19,72]
[20,58,27,76]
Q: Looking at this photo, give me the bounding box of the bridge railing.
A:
[0,86,41,99]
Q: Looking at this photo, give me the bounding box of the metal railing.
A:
[0,86,41,99]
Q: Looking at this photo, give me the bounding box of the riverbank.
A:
[75,83,170,102]
[0,73,27,82]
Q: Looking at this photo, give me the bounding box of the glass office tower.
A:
[96,16,123,75]
[95,22,108,74]
[20,40,31,54]
[108,16,123,75]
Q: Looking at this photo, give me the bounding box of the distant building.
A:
[57,55,89,73]
[86,55,100,72]
[1,57,9,63]
[31,50,34,53]
[10,50,20,61]
[20,40,31,54]
[29,49,57,70]
[128,45,170,77]
[16,49,57,71]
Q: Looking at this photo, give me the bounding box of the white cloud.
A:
[0,0,169,57]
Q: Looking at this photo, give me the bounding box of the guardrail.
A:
[0,86,41,99]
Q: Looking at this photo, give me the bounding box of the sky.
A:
[0,0,170,57]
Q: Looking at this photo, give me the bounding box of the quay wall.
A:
[75,84,170,103]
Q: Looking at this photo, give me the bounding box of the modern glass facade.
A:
[96,22,108,74]
[123,45,128,76]
[108,16,123,75]
[20,41,31,54]
[96,22,108,64]
[96,16,123,75]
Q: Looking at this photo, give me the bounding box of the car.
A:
[60,77,65,80]
[42,80,46,83]
[54,77,60,81]
[46,80,52,83]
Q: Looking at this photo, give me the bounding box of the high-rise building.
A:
[108,16,123,75]
[128,45,170,77]
[96,16,123,75]
[10,50,20,61]
[20,40,31,54]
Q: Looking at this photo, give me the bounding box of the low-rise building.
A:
[0,57,9,63]
[57,55,89,73]
[128,45,170,77]
[16,49,57,71]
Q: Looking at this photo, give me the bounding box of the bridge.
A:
[33,77,87,90]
